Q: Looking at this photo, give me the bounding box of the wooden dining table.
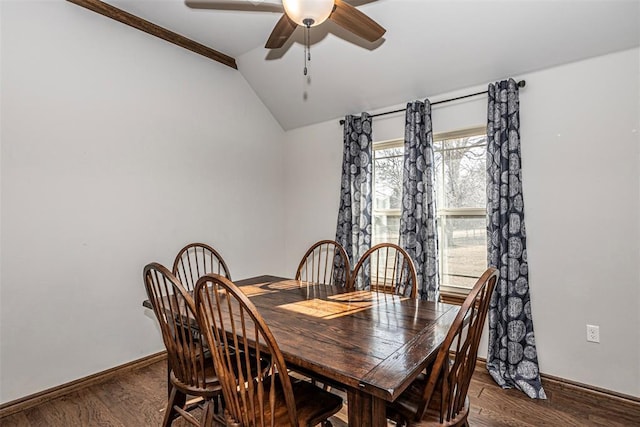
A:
[221,275,460,427]
[144,274,459,426]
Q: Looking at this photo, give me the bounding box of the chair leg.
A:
[200,399,216,427]
[162,386,187,427]
[166,360,172,398]
[214,394,224,414]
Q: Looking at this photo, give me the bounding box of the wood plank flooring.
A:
[1,360,638,426]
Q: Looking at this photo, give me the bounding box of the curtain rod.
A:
[338,80,526,125]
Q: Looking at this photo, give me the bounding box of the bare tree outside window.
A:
[435,135,486,208]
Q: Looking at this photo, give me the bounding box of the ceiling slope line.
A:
[66,0,238,70]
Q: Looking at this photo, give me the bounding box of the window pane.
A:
[373,214,400,246]
[433,149,443,209]
[439,216,487,289]
[436,135,487,209]
[374,152,403,210]
[376,147,403,158]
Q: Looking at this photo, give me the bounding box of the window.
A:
[372,126,487,298]
[372,142,403,246]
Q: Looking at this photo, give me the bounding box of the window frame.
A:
[371,126,488,303]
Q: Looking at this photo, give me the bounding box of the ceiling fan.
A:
[186,0,386,50]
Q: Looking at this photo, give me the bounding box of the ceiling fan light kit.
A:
[281,0,336,76]
[282,0,335,27]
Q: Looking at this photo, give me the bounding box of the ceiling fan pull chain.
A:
[302,19,313,76]
[303,44,308,76]
[307,25,311,62]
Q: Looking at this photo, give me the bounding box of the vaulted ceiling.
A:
[103,0,639,130]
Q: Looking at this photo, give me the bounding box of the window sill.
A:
[439,291,468,306]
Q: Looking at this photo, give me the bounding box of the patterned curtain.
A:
[335,113,373,282]
[486,79,546,399]
[399,101,439,301]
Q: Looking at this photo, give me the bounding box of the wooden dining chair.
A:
[143,262,223,427]
[349,243,418,299]
[194,273,343,427]
[295,240,350,287]
[385,267,499,427]
[172,242,231,291]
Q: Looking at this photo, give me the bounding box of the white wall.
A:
[0,1,286,403]
[283,48,640,397]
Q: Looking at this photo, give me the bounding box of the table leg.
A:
[347,388,387,427]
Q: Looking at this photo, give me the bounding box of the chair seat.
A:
[246,374,343,427]
[387,373,470,427]
[170,362,222,398]
[290,378,343,426]
[170,349,269,397]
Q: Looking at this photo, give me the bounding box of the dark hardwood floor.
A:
[1,360,638,426]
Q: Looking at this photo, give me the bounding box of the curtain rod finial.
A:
[518,80,526,88]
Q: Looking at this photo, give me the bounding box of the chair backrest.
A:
[415,267,499,423]
[194,274,299,427]
[143,262,210,390]
[294,240,351,287]
[349,243,417,298]
[172,242,231,291]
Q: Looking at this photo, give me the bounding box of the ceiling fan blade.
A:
[185,0,283,13]
[265,14,297,49]
[330,0,385,42]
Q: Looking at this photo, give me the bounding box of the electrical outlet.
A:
[586,324,600,343]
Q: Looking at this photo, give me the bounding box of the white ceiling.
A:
[106,0,639,130]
